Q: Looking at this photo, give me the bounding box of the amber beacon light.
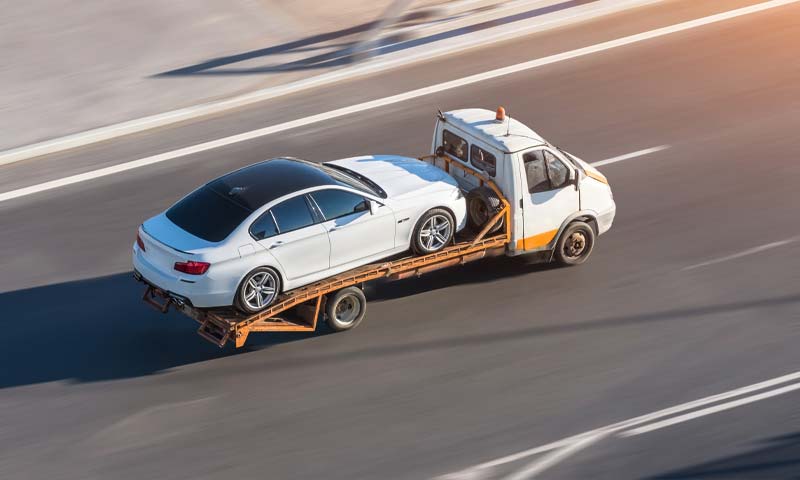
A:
[495,106,506,121]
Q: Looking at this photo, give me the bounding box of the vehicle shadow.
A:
[154,0,596,76]
[368,254,558,302]
[0,272,325,389]
[648,431,800,479]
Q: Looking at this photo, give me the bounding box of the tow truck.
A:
[139,107,616,348]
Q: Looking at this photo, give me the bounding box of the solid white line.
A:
[682,236,800,271]
[622,382,800,436]
[436,369,800,478]
[2,0,797,204]
[590,145,669,167]
[503,431,609,480]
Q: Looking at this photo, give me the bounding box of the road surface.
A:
[1,1,799,478]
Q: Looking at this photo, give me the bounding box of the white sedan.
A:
[133,156,467,313]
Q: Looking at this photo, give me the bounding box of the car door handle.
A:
[269,241,284,249]
[328,227,338,232]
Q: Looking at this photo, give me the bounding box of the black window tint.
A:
[545,151,569,189]
[470,145,497,177]
[311,189,368,220]
[250,212,279,240]
[523,151,550,193]
[442,130,468,162]
[166,186,251,242]
[271,195,315,233]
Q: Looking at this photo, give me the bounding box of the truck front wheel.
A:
[554,221,595,266]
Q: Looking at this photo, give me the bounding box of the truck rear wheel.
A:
[466,187,503,234]
[554,221,595,266]
[325,287,367,331]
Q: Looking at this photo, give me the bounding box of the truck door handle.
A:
[269,241,284,249]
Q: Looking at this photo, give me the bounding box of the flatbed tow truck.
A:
[138,108,615,348]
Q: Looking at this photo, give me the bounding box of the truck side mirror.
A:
[570,170,580,190]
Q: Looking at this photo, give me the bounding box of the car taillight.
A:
[174,261,210,275]
[136,232,146,251]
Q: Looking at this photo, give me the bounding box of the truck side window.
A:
[442,129,468,162]
[523,151,549,193]
[470,144,496,177]
[544,151,569,189]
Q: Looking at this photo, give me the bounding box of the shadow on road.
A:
[649,431,800,479]
[0,273,320,389]
[155,0,597,76]
[4,268,798,389]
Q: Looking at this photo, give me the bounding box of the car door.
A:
[251,195,330,280]
[309,188,396,268]
[518,148,579,250]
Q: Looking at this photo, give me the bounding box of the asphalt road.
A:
[2,1,799,479]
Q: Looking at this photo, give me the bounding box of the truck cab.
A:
[431,108,616,261]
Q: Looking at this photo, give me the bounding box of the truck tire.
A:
[466,186,503,234]
[411,208,455,255]
[325,287,367,331]
[554,221,595,266]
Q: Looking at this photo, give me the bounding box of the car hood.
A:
[326,155,458,199]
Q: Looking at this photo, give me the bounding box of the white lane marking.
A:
[2,0,798,204]
[503,431,609,480]
[437,369,800,478]
[622,381,800,436]
[590,145,669,167]
[682,236,800,271]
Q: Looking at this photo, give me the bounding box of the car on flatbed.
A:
[134,156,467,313]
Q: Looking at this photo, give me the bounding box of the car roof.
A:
[209,158,342,211]
[444,108,546,153]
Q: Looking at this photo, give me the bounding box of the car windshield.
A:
[166,185,252,242]
[321,163,387,198]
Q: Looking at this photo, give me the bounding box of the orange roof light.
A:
[495,106,506,121]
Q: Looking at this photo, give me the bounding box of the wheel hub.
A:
[565,232,587,257]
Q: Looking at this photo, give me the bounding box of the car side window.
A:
[249,211,280,240]
[470,144,496,177]
[270,195,316,234]
[442,129,468,162]
[544,151,569,189]
[523,151,550,193]
[310,189,369,221]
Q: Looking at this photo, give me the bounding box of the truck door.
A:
[518,147,579,250]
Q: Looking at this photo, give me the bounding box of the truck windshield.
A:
[556,147,585,173]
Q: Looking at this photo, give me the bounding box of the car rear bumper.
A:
[132,245,232,308]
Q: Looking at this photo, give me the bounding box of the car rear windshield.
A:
[166,185,252,242]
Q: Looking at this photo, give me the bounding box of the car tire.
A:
[554,221,595,266]
[411,208,455,255]
[234,267,282,314]
[325,287,367,331]
[466,186,503,234]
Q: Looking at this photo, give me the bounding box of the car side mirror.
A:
[369,200,381,214]
[570,170,580,190]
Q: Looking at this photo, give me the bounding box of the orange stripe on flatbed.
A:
[516,229,559,250]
